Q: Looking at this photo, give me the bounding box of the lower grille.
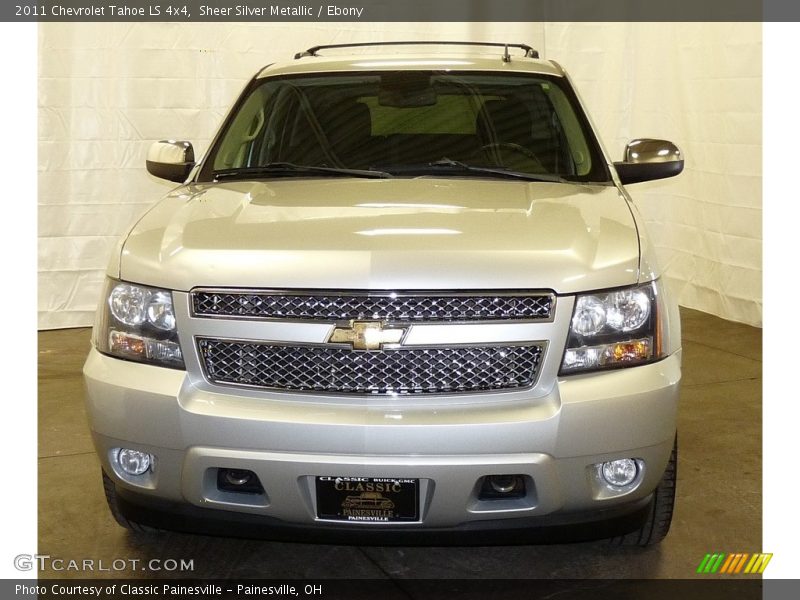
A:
[198,339,544,395]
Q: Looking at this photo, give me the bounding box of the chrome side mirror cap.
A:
[146,140,195,183]
[613,139,684,185]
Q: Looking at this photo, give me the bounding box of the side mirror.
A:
[146,140,195,183]
[613,139,684,185]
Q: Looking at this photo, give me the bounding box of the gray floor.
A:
[38,307,761,579]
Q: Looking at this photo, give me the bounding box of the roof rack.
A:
[294,41,539,60]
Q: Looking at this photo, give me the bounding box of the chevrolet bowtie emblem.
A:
[328,321,405,350]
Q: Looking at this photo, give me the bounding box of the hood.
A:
[119,178,641,294]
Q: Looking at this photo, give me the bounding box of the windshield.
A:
[199,71,611,183]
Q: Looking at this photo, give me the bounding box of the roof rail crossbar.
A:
[294,41,539,60]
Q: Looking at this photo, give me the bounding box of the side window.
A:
[213,87,272,171]
[273,91,327,165]
[214,83,331,169]
[541,83,592,176]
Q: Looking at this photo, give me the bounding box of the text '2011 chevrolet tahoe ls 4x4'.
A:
[84,42,683,546]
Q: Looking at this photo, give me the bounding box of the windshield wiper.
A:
[213,162,392,181]
[423,158,570,184]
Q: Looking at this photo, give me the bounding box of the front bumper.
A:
[84,348,680,541]
[112,482,654,545]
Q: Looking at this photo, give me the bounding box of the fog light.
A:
[601,459,638,487]
[479,474,526,500]
[116,448,152,476]
[217,468,264,494]
[224,469,252,486]
[490,475,518,494]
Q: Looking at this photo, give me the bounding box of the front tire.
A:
[102,471,161,533]
[610,436,677,546]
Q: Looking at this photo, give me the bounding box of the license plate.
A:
[316,476,419,523]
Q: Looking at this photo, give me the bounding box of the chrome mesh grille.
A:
[198,339,544,395]
[191,291,553,322]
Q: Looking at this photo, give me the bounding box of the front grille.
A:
[191,290,553,322]
[198,339,544,395]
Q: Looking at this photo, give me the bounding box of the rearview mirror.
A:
[613,139,684,185]
[378,72,437,107]
[146,140,195,183]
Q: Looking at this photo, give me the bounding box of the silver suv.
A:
[84,42,683,545]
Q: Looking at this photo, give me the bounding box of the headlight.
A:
[96,279,184,369]
[560,281,663,374]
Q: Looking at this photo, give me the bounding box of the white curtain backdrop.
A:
[38,22,761,329]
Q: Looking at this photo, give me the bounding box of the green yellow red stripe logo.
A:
[696,552,772,574]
